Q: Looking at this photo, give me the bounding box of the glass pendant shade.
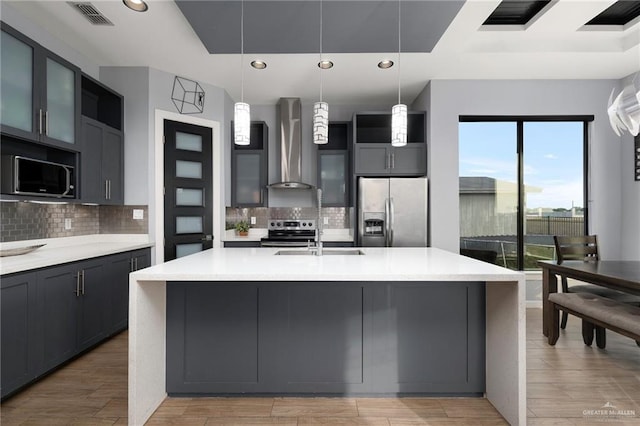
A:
[234,102,250,145]
[313,101,329,144]
[391,103,407,147]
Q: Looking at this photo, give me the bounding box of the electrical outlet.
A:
[133,209,144,220]
[64,218,72,230]
[323,216,329,225]
[250,216,256,225]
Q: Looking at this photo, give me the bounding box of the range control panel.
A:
[268,219,316,231]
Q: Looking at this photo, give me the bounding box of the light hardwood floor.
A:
[1,308,639,425]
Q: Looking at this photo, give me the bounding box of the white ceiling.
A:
[5,0,640,105]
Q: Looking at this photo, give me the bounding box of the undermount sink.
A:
[275,249,365,256]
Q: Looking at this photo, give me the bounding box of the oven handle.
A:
[260,241,310,248]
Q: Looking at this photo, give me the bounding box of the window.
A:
[459,117,591,270]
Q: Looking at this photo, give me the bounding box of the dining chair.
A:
[553,235,640,331]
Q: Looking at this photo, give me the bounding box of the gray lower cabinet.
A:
[108,249,150,333]
[167,281,485,395]
[0,272,38,398]
[76,258,109,351]
[38,263,79,372]
[0,248,151,399]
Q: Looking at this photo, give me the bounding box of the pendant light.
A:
[313,0,329,145]
[234,0,250,145]
[391,0,407,147]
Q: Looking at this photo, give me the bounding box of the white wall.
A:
[412,79,627,260]
[619,74,640,261]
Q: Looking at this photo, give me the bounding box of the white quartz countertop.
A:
[133,247,523,282]
[0,235,154,275]
[223,228,354,243]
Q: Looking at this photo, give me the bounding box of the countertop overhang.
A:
[0,235,154,275]
[133,247,523,282]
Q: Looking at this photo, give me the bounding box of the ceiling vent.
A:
[68,2,114,26]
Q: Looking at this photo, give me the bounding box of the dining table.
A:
[538,260,640,337]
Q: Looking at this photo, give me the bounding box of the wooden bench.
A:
[548,292,640,348]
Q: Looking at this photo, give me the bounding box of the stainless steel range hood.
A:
[267,98,313,189]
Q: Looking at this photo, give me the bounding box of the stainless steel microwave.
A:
[1,155,75,198]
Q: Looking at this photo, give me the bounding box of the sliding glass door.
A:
[459,117,590,270]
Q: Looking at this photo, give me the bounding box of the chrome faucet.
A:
[309,188,323,256]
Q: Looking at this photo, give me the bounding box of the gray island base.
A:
[167,280,485,395]
[129,247,526,425]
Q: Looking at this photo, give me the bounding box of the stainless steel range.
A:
[260,219,317,247]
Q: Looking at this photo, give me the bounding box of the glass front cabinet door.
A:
[1,23,80,149]
[1,25,37,141]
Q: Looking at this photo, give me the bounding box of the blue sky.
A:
[459,121,584,210]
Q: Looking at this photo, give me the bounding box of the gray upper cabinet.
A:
[1,23,80,150]
[80,74,124,205]
[81,116,124,204]
[354,112,426,176]
[231,121,268,207]
[317,122,351,207]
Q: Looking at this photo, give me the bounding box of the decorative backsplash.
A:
[225,207,352,229]
[0,202,148,242]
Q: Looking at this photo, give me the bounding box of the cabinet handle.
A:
[38,109,43,135]
[391,153,395,169]
[75,271,81,296]
[81,270,85,295]
[44,111,49,135]
[134,257,138,271]
[129,257,134,272]
[105,180,109,199]
[385,154,389,169]
[107,180,111,200]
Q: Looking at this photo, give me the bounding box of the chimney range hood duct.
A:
[268,98,313,189]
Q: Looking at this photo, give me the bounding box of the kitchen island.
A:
[129,247,525,425]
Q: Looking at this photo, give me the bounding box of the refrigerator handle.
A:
[384,197,390,247]
[389,197,395,246]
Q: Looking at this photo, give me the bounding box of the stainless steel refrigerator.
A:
[358,177,428,247]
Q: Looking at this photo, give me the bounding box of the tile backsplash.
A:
[225,207,352,229]
[0,202,148,242]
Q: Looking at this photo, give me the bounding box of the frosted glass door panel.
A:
[320,154,346,205]
[176,132,202,152]
[235,154,261,204]
[176,160,202,179]
[176,216,203,234]
[1,31,33,132]
[176,243,203,258]
[176,188,203,206]
[46,58,75,144]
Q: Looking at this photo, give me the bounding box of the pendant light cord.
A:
[397,0,401,105]
[319,0,323,103]
[241,0,245,103]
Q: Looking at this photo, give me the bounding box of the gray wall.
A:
[0,2,99,78]
[100,67,150,206]
[412,79,632,260]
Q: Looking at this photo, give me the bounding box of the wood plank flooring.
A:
[1,308,638,425]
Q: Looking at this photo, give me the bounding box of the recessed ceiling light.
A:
[122,0,148,12]
[378,60,394,69]
[318,60,334,69]
[251,60,267,69]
